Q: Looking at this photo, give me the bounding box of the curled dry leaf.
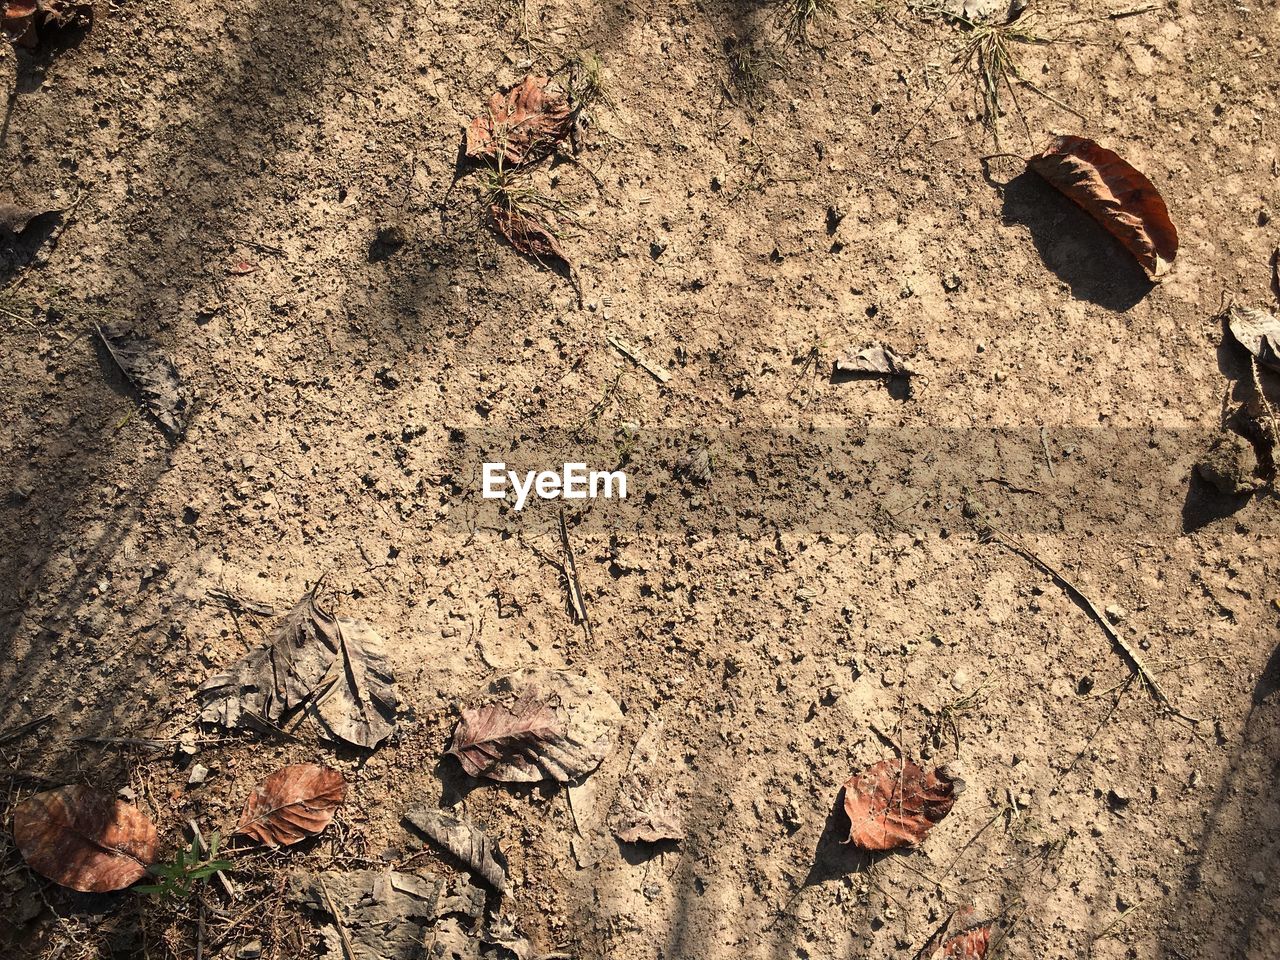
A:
[1228,305,1280,373]
[447,669,619,783]
[235,763,346,847]
[843,759,965,850]
[611,784,683,844]
[12,784,158,892]
[923,924,992,959]
[485,915,533,960]
[466,75,573,166]
[835,344,918,378]
[95,324,189,439]
[1028,135,1178,280]
[609,721,684,844]
[403,807,509,894]
[490,204,569,269]
[2,0,91,48]
[199,586,397,749]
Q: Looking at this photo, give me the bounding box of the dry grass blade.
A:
[907,4,1085,148]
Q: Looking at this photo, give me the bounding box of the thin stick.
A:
[0,712,53,746]
[1039,426,1055,476]
[607,334,671,384]
[318,877,357,960]
[189,820,238,901]
[971,504,1198,721]
[559,509,593,640]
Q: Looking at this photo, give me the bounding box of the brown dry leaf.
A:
[1028,135,1178,280]
[1228,305,1280,373]
[465,75,573,166]
[2,0,91,49]
[490,204,569,269]
[608,721,684,844]
[843,758,965,850]
[235,763,346,847]
[199,586,398,750]
[403,807,509,894]
[12,784,158,892]
[447,669,619,783]
[835,344,917,378]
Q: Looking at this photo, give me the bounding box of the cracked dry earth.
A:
[2,0,1279,958]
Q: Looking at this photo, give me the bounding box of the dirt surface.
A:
[2,0,1279,958]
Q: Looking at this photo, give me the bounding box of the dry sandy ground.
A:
[1,0,1279,957]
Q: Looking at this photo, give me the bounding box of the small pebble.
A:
[187,763,210,786]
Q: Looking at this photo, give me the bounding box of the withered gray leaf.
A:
[611,780,684,844]
[485,915,533,960]
[1228,305,1280,372]
[95,324,189,438]
[834,344,917,378]
[446,669,618,783]
[403,806,509,895]
[608,721,684,844]
[199,587,398,749]
[291,867,483,960]
[309,617,398,750]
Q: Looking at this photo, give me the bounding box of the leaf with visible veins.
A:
[13,785,158,892]
[465,75,573,166]
[235,764,346,847]
[1028,135,1178,280]
[843,758,964,851]
[447,671,618,783]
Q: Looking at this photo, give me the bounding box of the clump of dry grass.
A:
[903,2,1086,148]
[779,0,834,47]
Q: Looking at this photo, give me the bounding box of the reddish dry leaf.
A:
[235,763,346,847]
[490,204,569,268]
[1028,135,1178,280]
[448,685,612,783]
[12,785,158,892]
[2,0,91,48]
[227,260,259,275]
[924,925,992,960]
[842,758,964,851]
[466,75,573,166]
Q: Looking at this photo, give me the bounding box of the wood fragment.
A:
[560,509,593,640]
[607,334,671,384]
[969,502,1198,722]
